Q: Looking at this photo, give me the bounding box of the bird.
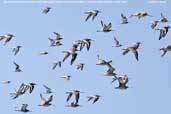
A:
[52,60,61,70]
[78,38,94,51]
[104,67,117,76]
[60,75,71,81]
[24,83,37,94]
[15,104,30,113]
[96,55,112,66]
[66,90,81,104]
[122,42,141,61]
[39,94,53,107]
[43,85,53,94]
[40,51,48,55]
[84,10,100,21]
[10,83,26,99]
[97,20,113,32]
[13,62,22,72]
[160,13,168,23]
[150,20,158,29]
[76,63,84,71]
[12,46,22,56]
[130,11,152,19]
[1,80,11,84]
[42,7,51,14]
[113,75,129,89]
[48,38,62,47]
[62,46,78,65]
[0,33,15,45]
[121,13,128,24]
[155,26,171,40]
[65,102,81,108]
[160,45,171,57]
[112,37,122,47]
[53,32,63,40]
[87,95,101,104]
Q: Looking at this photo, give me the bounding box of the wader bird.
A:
[112,37,122,47]
[130,11,152,19]
[12,46,22,56]
[96,55,112,66]
[76,63,84,71]
[122,42,141,61]
[112,75,129,89]
[150,20,158,29]
[155,26,171,40]
[39,94,53,107]
[0,33,15,45]
[52,60,61,70]
[62,46,78,65]
[77,38,94,51]
[60,75,71,81]
[40,51,48,55]
[85,10,100,21]
[121,13,128,24]
[24,83,37,94]
[43,85,53,94]
[97,21,113,32]
[13,62,22,72]
[66,90,82,104]
[65,102,80,108]
[160,45,171,57]
[49,32,63,47]
[87,95,101,104]
[42,7,51,14]
[1,80,11,84]
[160,13,168,22]
[15,104,30,113]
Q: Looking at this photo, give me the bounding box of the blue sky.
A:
[0,0,171,114]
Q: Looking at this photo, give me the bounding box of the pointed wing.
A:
[75,93,80,104]
[87,96,93,101]
[66,93,73,102]
[85,13,92,21]
[93,97,99,104]
[43,84,51,91]
[71,53,77,65]
[62,52,70,62]
[122,49,129,55]
[133,50,139,61]
[52,63,57,70]
[47,95,53,103]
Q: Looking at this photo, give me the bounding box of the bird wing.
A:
[93,97,99,104]
[52,63,57,70]
[122,49,130,55]
[71,53,77,65]
[133,50,139,61]
[43,84,51,90]
[85,13,92,21]
[47,95,53,103]
[87,96,93,101]
[62,52,70,62]
[66,93,72,102]
[75,93,80,104]
[40,94,46,102]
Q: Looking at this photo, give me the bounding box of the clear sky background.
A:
[0,0,171,114]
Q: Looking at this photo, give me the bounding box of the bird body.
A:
[85,10,100,21]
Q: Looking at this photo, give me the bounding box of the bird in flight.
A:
[1,80,11,84]
[12,46,22,56]
[97,20,113,32]
[130,11,152,19]
[87,95,101,104]
[112,75,129,89]
[150,20,158,29]
[15,104,30,113]
[76,63,84,71]
[84,10,100,21]
[112,37,122,47]
[122,42,141,61]
[60,75,71,81]
[39,94,53,107]
[155,26,171,40]
[0,33,15,45]
[121,13,128,24]
[66,90,82,104]
[42,7,51,14]
[160,45,171,57]
[13,62,22,72]
[43,84,53,94]
[159,13,168,23]
[52,60,61,70]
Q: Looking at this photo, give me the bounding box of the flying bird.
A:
[15,104,30,113]
[130,11,152,19]
[160,13,168,22]
[60,75,71,81]
[77,38,94,51]
[42,7,51,14]
[1,80,11,84]
[40,51,48,55]
[113,75,129,89]
[66,90,81,104]
[160,45,171,57]
[10,83,26,99]
[121,13,128,24]
[87,95,101,104]
[155,26,171,40]
[0,33,15,45]
[150,20,158,29]
[39,94,53,107]
[13,62,22,72]
[76,63,84,71]
[24,83,37,94]
[12,46,22,56]
[112,37,122,47]
[85,10,100,21]
[97,20,113,32]
[96,55,112,66]
[52,60,61,70]
[122,42,141,61]
[43,85,53,94]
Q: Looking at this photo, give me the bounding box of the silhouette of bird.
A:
[66,90,81,104]
[39,94,53,107]
[113,75,129,89]
[78,38,94,51]
[96,55,112,66]
[76,63,84,71]
[122,42,141,61]
[155,26,171,40]
[121,13,128,24]
[150,20,158,29]
[52,60,61,70]
[87,95,101,104]
[97,20,113,32]
[62,46,78,65]
[112,37,122,47]
[42,7,51,14]
[40,51,48,55]
[160,45,171,57]
[60,75,71,81]
[43,85,53,94]
[13,62,22,72]
[12,46,22,56]
[85,10,100,21]
[1,80,11,84]
[15,104,30,113]
[0,33,15,45]
[130,11,152,19]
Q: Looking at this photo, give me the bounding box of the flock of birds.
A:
[1,7,171,113]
